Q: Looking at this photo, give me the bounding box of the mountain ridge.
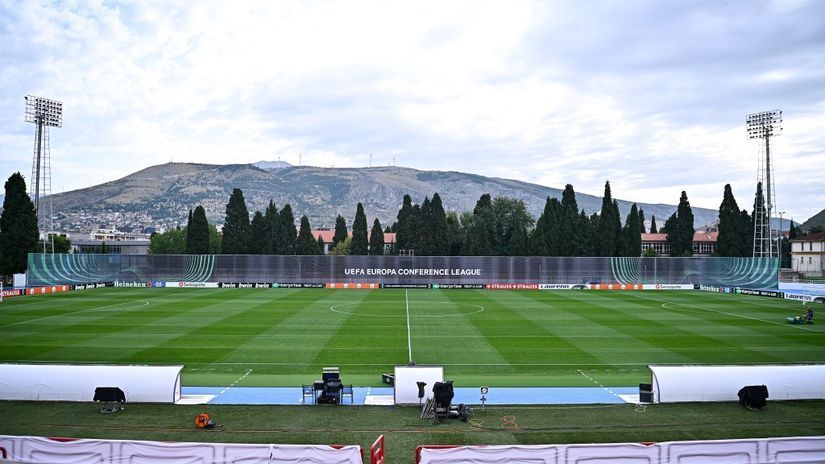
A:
[44,162,720,233]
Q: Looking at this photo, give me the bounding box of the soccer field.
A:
[1,288,823,388]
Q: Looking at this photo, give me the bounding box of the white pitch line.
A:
[0,300,150,328]
[660,302,823,332]
[218,369,253,396]
[628,292,823,333]
[577,369,624,402]
[405,289,413,363]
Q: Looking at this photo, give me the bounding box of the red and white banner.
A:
[326,282,380,289]
[25,285,71,296]
[485,283,539,290]
[590,283,642,290]
[1,289,24,298]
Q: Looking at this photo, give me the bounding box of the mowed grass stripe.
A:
[222,290,379,374]
[621,292,825,359]
[116,289,326,366]
[507,291,691,366]
[309,290,409,373]
[561,291,790,364]
[440,290,605,373]
[407,290,512,369]
[0,289,225,361]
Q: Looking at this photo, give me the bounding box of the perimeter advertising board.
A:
[28,254,780,289]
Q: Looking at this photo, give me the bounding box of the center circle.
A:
[329,301,484,318]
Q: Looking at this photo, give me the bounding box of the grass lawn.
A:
[1,288,823,387]
[2,400,825,463]
[1,288,824,462]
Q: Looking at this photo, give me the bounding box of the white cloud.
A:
[1,0,824,222]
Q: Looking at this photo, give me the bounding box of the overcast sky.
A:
[1,0,823,222]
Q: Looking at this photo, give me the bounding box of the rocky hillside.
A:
[45,162,720,232]
[800,208,825,232]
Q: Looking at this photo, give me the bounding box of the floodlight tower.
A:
[25,95,63,251]
[746,109,781,258]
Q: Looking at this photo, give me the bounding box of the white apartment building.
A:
[791,231,825,277]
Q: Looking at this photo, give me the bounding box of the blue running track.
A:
[182,386,639,405]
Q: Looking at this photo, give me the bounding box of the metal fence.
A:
[27,254,779,288]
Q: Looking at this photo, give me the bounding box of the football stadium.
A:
[2,254,824,463]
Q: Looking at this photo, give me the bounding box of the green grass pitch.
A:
[1,288,823,387]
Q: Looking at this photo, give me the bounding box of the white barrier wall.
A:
[649,364,825,403]
[0,436,363,464]
[0,364,184,403]
[417,436,825,464]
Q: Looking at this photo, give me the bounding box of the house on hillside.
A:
[790,231,825,277]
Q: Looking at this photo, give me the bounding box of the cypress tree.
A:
[739,209,753,257]
[529,198,549,256]
[264,201,279,254]
[416,197,433,255]
[332,215,348,249]
[650,215,658,234]
[369,218,385,255]
[580,211,596,256]
[462,195,496,256]
[638,208,646,234]
[395,195,414,253]
[529,196,560,256]
[222,188,250,254]
[317,235,326,254]
[0,173,39,276]
[620,203,641,256]
[667,191,695,256]
[249,211,268,254]
[596,181,621,256]
[446,211,463,255]
[185,209,193,252]
[279,204,297,254]
[470,194,495,256]
[350,202,369,255]
[717,184,746,256]
[187,205,210,254]
[558,184,581,256]
[295,215,321,255]
[430,193,449,256]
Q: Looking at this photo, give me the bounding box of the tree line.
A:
[0,171,806,280]
[149,180,802,259]
[148,181,682,257]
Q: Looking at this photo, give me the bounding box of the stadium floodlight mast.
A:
[746,109,781,259]
[25,95,63,253]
